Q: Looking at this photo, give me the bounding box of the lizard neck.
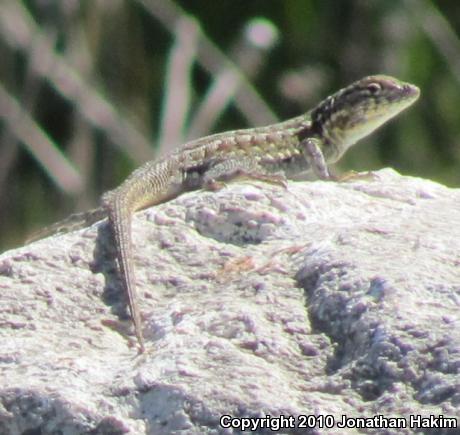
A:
[308,96,358,163]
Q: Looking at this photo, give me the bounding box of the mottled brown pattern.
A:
[30,76,420,352]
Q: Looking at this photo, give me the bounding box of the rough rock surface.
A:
[0,169,459,435]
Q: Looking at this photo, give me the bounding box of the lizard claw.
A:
[338,170,379,182]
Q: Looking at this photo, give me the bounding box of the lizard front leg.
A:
[301,137,335,180]
[301,137,377,182]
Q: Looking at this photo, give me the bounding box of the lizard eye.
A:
[367,83,382,95]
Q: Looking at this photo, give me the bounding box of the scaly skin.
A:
[29,75,420,352]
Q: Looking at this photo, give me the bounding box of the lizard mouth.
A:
[402,83,420,100]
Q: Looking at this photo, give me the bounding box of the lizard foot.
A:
[337,170,379,182]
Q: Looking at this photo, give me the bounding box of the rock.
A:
[0,169,459,434]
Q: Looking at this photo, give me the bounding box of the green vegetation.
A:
[1,0,459,251]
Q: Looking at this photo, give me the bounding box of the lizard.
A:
[28,75,420,352]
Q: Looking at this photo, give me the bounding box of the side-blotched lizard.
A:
[30,75,420,352]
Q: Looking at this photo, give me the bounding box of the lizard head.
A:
[311,75,420,158]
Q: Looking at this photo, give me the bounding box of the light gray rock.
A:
[0,169,459,434]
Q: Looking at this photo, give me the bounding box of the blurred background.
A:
[1,0,459,252]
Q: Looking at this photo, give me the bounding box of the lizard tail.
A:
[26,207,107,243]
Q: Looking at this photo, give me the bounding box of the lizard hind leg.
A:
[202,157,288,190]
